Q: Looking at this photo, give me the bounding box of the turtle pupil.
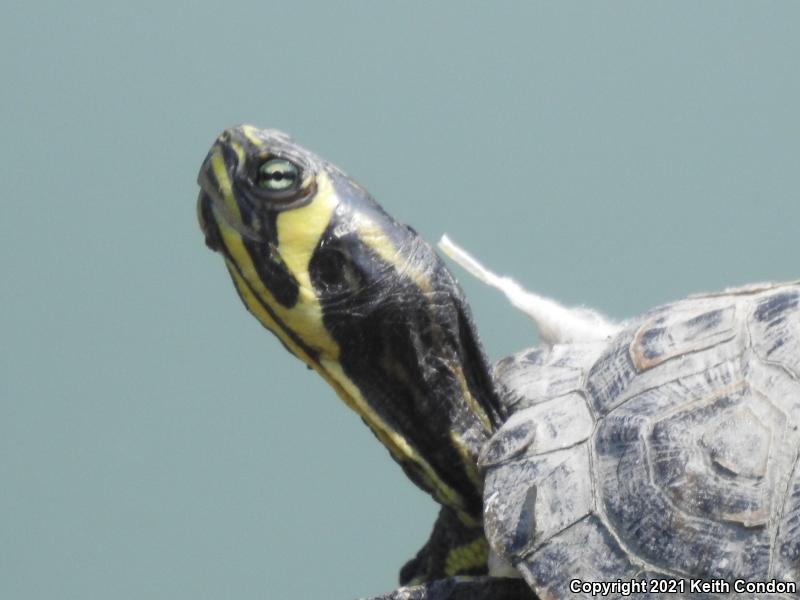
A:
[258,159,299,191]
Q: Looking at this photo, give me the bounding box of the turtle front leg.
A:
[399,507,489,585]
[367,576,535,600]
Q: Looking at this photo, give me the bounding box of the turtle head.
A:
[197,125,328,252]
[198,126,503,577]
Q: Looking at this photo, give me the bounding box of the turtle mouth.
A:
[197,190,222,252]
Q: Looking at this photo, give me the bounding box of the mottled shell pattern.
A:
[481,282,800,599]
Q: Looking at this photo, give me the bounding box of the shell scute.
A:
[479,415,537,468]
[587,298,747,416]
[701,405,771,480]
[775,463,800,584]
[514,515,638,600]
[631,304,737,371]
[484,446,593,562]
[750,289,800,379]
[493,342,606,412]
[480,393,594,468]
[595,358,784,580]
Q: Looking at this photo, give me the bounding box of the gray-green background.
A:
[2,3,798,599]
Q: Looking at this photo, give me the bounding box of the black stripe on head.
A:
[242,237,300,308]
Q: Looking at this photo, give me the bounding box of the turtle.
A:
[197,125,800,600]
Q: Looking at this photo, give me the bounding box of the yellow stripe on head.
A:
[354,216,434,294]
[240,124,268,148]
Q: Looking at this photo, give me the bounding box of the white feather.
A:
[438,235,621,345]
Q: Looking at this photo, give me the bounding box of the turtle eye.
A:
[257,158,300,192]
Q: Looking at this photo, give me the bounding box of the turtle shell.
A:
[481,282,800,599]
